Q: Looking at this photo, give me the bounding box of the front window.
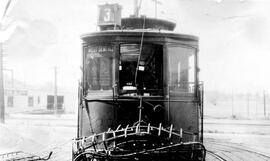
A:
[85,44,114,92]
[119,44,163,96]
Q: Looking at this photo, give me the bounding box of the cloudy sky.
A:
[1,0,270,93]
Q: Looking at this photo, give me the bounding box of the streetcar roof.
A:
[81,29,199,42]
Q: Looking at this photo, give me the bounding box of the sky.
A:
[1,0,270,93]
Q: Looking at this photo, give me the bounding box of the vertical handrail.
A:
[167,85,170,122]
[200,83,204,143]
[138,96,143,126]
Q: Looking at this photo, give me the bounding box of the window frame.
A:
[83,43,115,92]
[165,43,198,95]
[118,42,164,96]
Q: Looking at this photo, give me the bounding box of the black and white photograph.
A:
[0,0,270,160]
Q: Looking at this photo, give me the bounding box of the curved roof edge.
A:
[121,17,176,31]
[81,30,199,42]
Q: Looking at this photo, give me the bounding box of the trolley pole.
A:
[134,0,138,17]
[54,66,58,113]
[0,43,5,123]
[152,0,162,19]
[155,0,157,18]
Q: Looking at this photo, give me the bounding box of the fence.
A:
[204,91,269,119]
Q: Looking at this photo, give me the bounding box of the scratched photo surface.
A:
[0,0,270,160]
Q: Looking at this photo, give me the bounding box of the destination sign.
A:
[87,45,114,53]
[86,45,114,59]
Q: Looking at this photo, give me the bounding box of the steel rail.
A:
[0,151,52,161]
[206,140,270,160]
[206,151,227,161]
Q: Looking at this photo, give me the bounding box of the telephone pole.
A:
[231,90,234,118]
[263,90,266,117]
[0,43,5,123]
[0,0,16,123]
[54,66,57,113]
[247,94,249,118]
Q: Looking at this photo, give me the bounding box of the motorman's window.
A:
[119,44,163,95]
[85,44,114,91]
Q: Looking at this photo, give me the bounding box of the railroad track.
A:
[207,150,227,161]
[205,139,270,161]
[0,151,52,161]
[2,138,269,161]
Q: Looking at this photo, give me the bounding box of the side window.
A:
[85,44,114,91]
[167,46,196,93]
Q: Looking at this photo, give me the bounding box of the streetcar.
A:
[72,3,205,161]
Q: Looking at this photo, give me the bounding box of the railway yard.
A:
[0,113,270,161]
[1,0,270,161]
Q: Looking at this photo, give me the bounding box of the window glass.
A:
[85,44,114,91]
[119,44,163,96]
[167,46,195,93]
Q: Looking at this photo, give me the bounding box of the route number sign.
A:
[98,4,122,27]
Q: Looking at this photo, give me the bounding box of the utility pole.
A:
[1,0,16,123]
[231,90,234,118]
[247,94,249,118]
[4,69,14,94]
[255,93,258,119]
[263,90,266,117]
[0,43,5,123]
[54,66,57,113]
